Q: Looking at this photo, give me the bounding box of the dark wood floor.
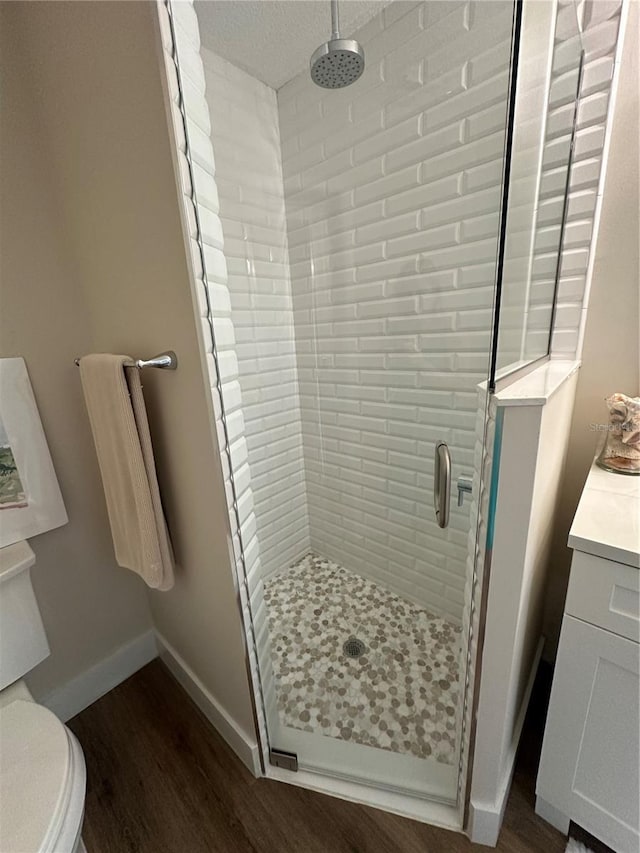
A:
[69,659,567,853]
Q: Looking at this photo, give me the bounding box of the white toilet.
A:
[0,540,87,853]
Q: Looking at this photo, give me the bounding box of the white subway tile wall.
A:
[278,0,514,622]
[532,0,623,358]
[202,48,310,578]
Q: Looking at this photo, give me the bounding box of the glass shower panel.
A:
[493,0,583,379]
[259,0,516,801]
[178,0,545,808]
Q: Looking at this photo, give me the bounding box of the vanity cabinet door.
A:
[537,615,639,853]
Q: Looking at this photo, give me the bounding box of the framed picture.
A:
[0,358,68,548]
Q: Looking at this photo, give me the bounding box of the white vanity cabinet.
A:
[536,463,640,853]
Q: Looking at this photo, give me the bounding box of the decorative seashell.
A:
[597,393,640,475]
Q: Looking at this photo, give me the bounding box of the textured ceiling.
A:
[194,1,391,90]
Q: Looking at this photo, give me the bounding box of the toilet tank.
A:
[0,541,50,690]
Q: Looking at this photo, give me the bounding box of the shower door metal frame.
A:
[458,0,524,824]
[157,0,271,776]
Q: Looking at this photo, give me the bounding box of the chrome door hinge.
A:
[269,748,298,772]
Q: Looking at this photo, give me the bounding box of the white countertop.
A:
[569,461,640,568]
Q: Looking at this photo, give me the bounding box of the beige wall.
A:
[0,1,256,738]
[0,3,153,699]
[543,2,640,658]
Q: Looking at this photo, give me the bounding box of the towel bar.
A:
[74,351,178,370]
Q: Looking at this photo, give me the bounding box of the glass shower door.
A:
[173,0,585,811]
[255,0,518,803]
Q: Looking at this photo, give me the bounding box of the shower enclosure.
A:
[161,0,583,821]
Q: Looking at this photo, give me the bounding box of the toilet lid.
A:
[0,700,73,853]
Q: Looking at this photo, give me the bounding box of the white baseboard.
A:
[41,630,158,722]
[468,789,509,848]
[469,636,545,847]
[535,795,570,835]
[155,630,261,777]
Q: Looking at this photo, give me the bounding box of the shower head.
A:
[310,0,365,89]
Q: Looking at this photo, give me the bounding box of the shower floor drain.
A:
[342,637,367,658]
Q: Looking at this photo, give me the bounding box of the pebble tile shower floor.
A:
[263,553,462,764]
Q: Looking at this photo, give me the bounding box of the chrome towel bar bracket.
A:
[74,351,178,370]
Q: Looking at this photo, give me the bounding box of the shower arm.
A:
[331,0,340,39]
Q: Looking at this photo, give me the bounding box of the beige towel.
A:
[79,354,174,590]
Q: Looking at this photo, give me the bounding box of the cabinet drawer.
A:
[566,551,639,642]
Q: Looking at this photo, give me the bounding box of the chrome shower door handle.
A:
[434,441,451,529]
